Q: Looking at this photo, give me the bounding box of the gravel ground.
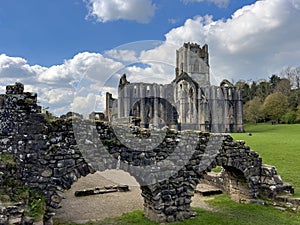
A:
[53,171,143,224]
[53,170,213,224]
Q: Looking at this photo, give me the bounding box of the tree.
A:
[235,80,251,102]
[294,67,300,89]
[274,78,291,96]
[262,92,289,123]
[255,80,271,100]
[243,97,263,123]
[281,110,297,124]
[269,74,281,91]
[250,81,257,100]
[280,66,300,89]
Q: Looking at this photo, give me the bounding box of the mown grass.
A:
[54,194,300,225]
[231,123,300,196]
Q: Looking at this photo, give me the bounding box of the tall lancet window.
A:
[194,60,199,72]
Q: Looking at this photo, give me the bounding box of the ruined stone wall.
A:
[117,82,174,127]
[203,86,244,133]
[115,80,243,133]
[0,83,294,224]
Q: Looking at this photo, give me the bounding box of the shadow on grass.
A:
[242,123,280,133]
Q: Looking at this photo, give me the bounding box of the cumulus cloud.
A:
[0,51,124,116]
[166,0,300,82]
[181,0,230,8]
[0,54,46,79]
[85,0,156,23]
[38,52,123,87]
[71,93,102,116]
[104,49,138,63]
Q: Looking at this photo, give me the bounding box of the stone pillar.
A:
[124,86,129,118]
[181,94,185,124]
[236,90,244,132]
[118,88,123,118]
[140,85,146,127]
[223,88,229,133]
[209,87,215,132]
[153,86,159,127]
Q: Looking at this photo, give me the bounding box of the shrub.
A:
[281,110,297,124]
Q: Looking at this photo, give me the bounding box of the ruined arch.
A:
[1,117,293,224]
[0,83,293,224]
[129,97,179,128]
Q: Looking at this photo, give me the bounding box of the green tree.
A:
[243,97,263,123]
[250,81,257,99]
[235,80,251,102]
[269,74,281,91]
[281,110,297,124]
[297,105,300,122]
[255,80,271,100]
[262,92,289,123]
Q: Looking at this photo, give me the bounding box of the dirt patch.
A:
[53,171,216,224]
[53,171,143,224]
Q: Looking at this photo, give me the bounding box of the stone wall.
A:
[0,83,295,224]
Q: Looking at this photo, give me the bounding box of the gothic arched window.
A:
[194,60,199,72]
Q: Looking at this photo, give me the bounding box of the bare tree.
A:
[281,66,300,89]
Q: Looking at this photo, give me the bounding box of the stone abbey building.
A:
[106,43,244,133]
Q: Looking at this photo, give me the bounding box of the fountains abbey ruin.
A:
[106,43,244,133]
[0,43,298,225]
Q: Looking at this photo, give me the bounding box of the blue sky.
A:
[0,0,300,115]
[0,0,256,66]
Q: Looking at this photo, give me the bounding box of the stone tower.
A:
[176,42,210,86]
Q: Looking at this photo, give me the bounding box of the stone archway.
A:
[0,83,294,225]
[221,166,250,203]
[0,115,294,225]
[129,97,179,129]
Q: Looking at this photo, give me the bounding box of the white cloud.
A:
[0,54,46,79]
[105,49,138,63]
[181,0,230,8]
[165,0,300,82]
[38,52,123,87]
[85,0,156,23]
[139,42,179,66]
[71,92,102,116]
[0,52,124,116]
[124,63,174,84]
[168,18,180,24]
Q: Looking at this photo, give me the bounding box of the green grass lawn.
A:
[231,123,300,196]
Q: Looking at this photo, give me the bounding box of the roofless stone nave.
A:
[106,42,244,133]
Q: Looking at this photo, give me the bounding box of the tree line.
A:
[234,66,300,124]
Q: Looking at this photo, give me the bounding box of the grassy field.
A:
[54,123,300,225]
[231,123,300,196]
